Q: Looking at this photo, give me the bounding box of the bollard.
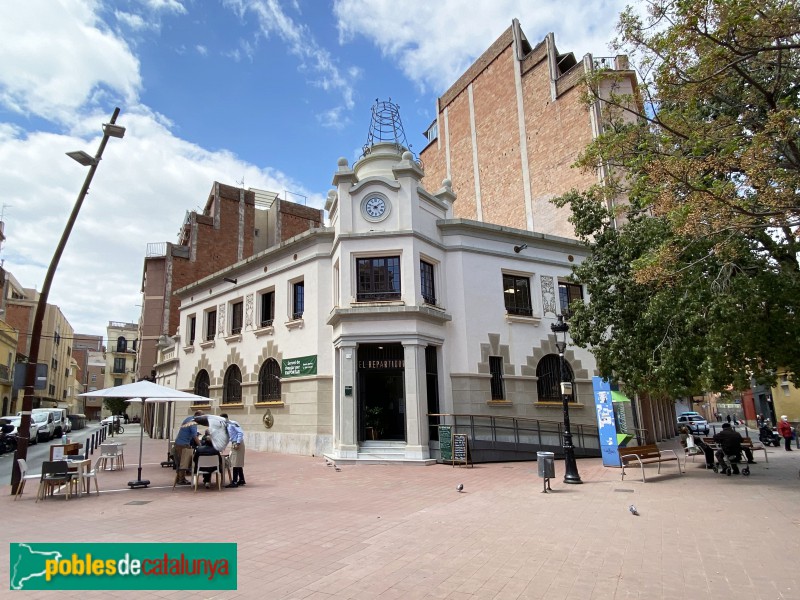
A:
[537,451,555,493]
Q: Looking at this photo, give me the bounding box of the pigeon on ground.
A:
[456,483,464,492]
[629,504,639,516]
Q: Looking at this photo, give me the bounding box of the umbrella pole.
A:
[128,414,150,488]
[160,401,175,468]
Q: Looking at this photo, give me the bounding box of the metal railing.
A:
[428,413,601,462]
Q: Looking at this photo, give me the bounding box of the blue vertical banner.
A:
[593,376,621,467]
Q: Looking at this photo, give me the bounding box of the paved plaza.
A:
[3,427,799,599]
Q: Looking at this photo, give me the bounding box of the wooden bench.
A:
[618,444,682,482]
[703,437,768,464]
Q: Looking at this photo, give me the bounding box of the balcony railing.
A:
[146,242,167,258]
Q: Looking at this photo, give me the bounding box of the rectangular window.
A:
[489,356,505,400]
[230,301,243,334]
[260,291,275,327]
[114,378,123,387]
[420,260,436,305]
[558,282,583,318]
[292,282,305,319]
[113,357,125,373]
[357,256,401,301]
[205,309,217,341]
[503,274,532,316]
[188,316,196,344]
[91,374,97,383]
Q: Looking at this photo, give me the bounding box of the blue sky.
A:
[0,0,628,339]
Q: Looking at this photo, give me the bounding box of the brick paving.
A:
[3,427,799,599]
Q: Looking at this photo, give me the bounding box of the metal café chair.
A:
[37,461,73,502]
[69,454,101,496]
[14,458,42,500]
[193,454,222,492]
[97,444,123,471]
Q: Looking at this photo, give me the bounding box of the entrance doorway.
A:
[357,344,405,442]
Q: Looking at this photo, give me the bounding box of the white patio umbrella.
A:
[80,381,207,488]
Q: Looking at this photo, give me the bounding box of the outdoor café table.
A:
[65,458,91,497]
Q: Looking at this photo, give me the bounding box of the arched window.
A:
[536,354,575,402]
[222,365,242,404]
[258,359,281,402]
[116,336,127,353]
[193,370,210,405]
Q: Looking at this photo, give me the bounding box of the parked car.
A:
[677,414,709,435]
[0,416,38,445]
[32,408,69,438]
[30,411,54,442]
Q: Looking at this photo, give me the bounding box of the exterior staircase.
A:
[327,440,437,465]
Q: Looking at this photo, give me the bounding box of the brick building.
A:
[137,182,324,385]
[419,19,637,239]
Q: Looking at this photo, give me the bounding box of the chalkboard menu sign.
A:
[438,425,452,461]
[452,433,472,467]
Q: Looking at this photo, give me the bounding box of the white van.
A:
[31,408,70,439]
[28,411,54,442]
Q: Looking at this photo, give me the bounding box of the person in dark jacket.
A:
[713,422,744,474]
[193,437,222,488]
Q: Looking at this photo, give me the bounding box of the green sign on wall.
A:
[281,355,317,377]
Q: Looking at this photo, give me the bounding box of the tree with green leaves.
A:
[554,0,800,397]
[103,398,129,417]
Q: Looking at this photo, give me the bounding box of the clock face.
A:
[364,196,386,218]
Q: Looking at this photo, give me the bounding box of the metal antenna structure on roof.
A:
[362,98,418,163]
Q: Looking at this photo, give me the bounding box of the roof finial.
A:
[362,98,419,163]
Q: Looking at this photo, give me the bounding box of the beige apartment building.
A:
[105,321,137,387]
[5,279,75,410]
[0,319,19,415]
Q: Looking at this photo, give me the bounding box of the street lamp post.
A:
[550,314,582,484]
[10,108,124,495]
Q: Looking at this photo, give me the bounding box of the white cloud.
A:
[333,0,628,93]
[224,0,357,109]
[196,44,208,56]
[0,0,141,121]
[0,109,325,335]
[114,10,149,31]
[142,0,187,14]
[0,1,325,336]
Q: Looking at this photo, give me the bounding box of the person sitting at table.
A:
[193,437,222,489]
[713,422,747,474]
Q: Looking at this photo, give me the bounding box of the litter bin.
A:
[537,451,555,493]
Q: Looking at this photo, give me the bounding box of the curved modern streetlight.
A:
[10,108,125,495]
[550,314,582,484]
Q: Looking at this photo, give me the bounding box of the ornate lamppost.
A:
[550,314,582,484]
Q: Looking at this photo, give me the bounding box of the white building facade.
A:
[162,143,598,463]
